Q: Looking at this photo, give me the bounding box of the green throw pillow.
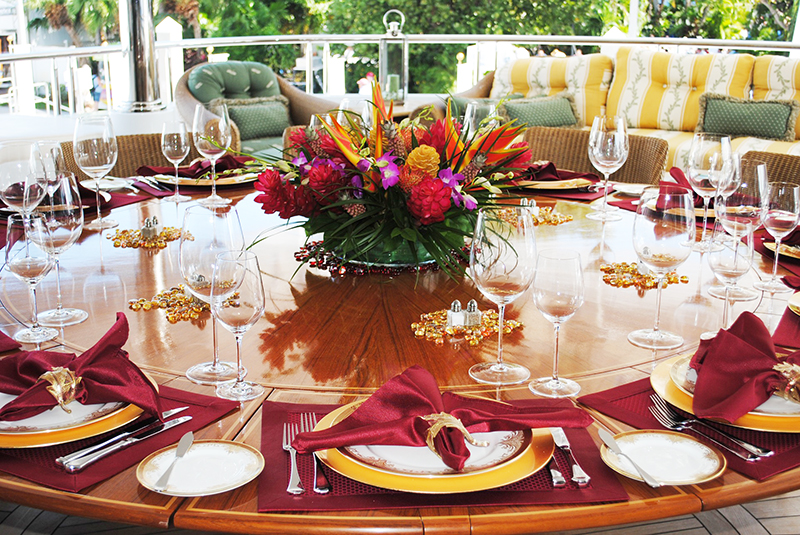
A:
[697,93,800,142]
[447,94,522,119]
[210,96,290,140]
[498,93,579,128]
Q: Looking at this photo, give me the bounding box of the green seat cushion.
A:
[210,96,291,140]
[447,94,522,119]
[498,93,578,128]
[241,136,284,160]
[697,93,800,142]
[188,61,281,103]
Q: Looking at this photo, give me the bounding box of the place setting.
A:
[513,160,606,202]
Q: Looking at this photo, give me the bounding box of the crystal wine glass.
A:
[463,101,498,138]
[754,181,800,293]
[0,140,47,222]
[709,155,766,302]
[706,221,754,334]
[587,115,628,222]
[73,114,118,230]
[179,205,244,384]
[213,250,266,401]
[5,213,57,343]
[529,249,584,398]
[161,120,191,203]
[36,172,88,327]
[686,132,733,252]
[193,103,232,208]
[628,185,696,349]
[469,205,536,385]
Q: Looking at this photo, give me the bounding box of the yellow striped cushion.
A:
[607,47,754,132]
[753,56,800,140]
[489,54,613,126]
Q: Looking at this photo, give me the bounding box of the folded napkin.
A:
[136,154,252,179]
[517,161,598,183]
[689,311,800,422]
[782,229,800,247]
[0,331,20,353]
[784,276,800,290]
[667,167,704,208]
[774,307,800,349]
[292,366,593,471]
[0,313,162,421]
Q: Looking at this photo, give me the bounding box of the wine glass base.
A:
[186,361,240,385]
[164,193,191,203]
[85,218,118,231]
[528,377,581,398]
[469,362,530,385]
[38,307,88,327]
[216,380,265,401]
[627,328,683,350]
[586,210,622,222]
[14,326,58,344]
[198,194,231,208]
[707,285,759,302]
[753,279,793,294]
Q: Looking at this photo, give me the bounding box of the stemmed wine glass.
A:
[212,250,266,401]
[709,156,766,302]
[193,103,232,208]
[529,249,584,398]
[161,120,191,203]
[179,205,243,384]
[706,221,754,334]
[686,133,733,251]
[754,181,800,293]
[73,114,118,230]
[0,140,48,222]
[628,185,696,349]
[36,172,88,327]
[587,115,628,222]
[469,206,536,385]
[463,101,498,138]
[5,214,57,343]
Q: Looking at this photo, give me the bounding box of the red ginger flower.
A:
[307,162,347,205]
[255,168,317,218]
[407,176,452,225]
[288,128,313,154]
[418,119,459,154]
[504,141,533,174]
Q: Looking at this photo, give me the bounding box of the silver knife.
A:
[547,458,566,488]
[550,427,590,486]
[56,406,190,466]
[598,428,661,488]
[62,415,192,473]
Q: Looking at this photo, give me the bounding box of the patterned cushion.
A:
[210,96,290,140]
[696,93,799,142]
[489,54,613,126]
[498,93,578,128]
[753,56,800,140]
[188,61,281,103]
[606,47,754,132]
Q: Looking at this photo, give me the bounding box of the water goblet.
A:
[179,205,243,384]
[0,140,48,221]
[213,250,266,401]
[587,115,628,222]
[706,221,754,334]
[469,205,536,385]
[686,132,733,251]
[73,114,118,230]
[36,172,88,327]
[628,185,696,349]
[161,120,191,203]
[193,102,232,208]
[754,181,800,293]
[5,213,58,343]
[463,101,498,138]
[529,249,584,398]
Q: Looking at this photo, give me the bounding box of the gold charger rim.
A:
[763,241,800,261]
[153,173,259,187]
[314,401,554,494]
[517,178,593,191]
[788,292,800,317]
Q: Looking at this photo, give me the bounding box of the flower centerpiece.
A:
[253,83,532,273]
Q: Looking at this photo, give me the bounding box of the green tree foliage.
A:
[27,0,118,46]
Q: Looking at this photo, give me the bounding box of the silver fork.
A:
[648,396,770,461]
[282,422,304,494]
[301,413,331,494]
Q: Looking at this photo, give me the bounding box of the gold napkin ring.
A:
[38,367,82,413]
[774,363,800,404]
[420,412,489,459]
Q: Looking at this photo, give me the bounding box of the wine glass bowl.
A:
[0,141,48,218]
[754,181,800,293]
[587,115,628,222]
[707,222,754,333]
[193,103,232,208]
[161,120,191,203]
[73,114,118,230]
[469,206,536,385]
[686,133,733,251]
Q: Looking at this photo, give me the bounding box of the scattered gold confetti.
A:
[600,262,689,290]
[412,309,522,347]
[108,227,187,249]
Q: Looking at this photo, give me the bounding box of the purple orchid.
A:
[377,152,401,189]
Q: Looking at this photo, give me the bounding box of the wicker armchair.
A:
[61,133,202,179]
[742,151,800,187]
[522,127,669,185]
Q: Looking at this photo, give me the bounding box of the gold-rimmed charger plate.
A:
[651,354,800,433]
[516,178,593,191]
[314,402,554,494]
[153,172,259,187]
[763,241,800,260]
[788,292,800,317]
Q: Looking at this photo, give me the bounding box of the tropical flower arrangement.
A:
[253,83,532,273]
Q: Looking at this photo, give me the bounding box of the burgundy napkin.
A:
[667,167,704,208]
[754,230,800,277]
[783,276,800,289]
[783,229,800,247]
[518,161,598,183]
[136,154,251,178]
[773,307,800,349]
[0,313,162,421]
[689,312,800,422]
[292,366,593,471]
[0,331,20,353]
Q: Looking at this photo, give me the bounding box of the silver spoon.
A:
[154,431,193,492]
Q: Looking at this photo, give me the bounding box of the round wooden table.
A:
[0,187,796,534]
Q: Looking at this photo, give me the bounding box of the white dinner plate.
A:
[79,177,133,191]
[137,440,264,496]
[611,183,649,197]
[0,393,126,433]
[669,356,800,416]
[600,429,725,485]
[153,172,259,187]
[789,292,800,317]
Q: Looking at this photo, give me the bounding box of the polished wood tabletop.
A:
[0,187,796,534]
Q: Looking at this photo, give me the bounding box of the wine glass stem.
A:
[211,311,221,368]
[771,238,782,282]
[496,303,506,366]
[700,198,710,243]
[601,173,610,211]
[28,284,41,330]
[210,159,218,198]
[551,322,561,382]
[54,256,63,312]
[174,163,181,198]
[94,182,102,222]
[722,285,731,329]
[234,333,246,383]
[652,276,665,335]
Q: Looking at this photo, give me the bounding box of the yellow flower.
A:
[406,145,440,177]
